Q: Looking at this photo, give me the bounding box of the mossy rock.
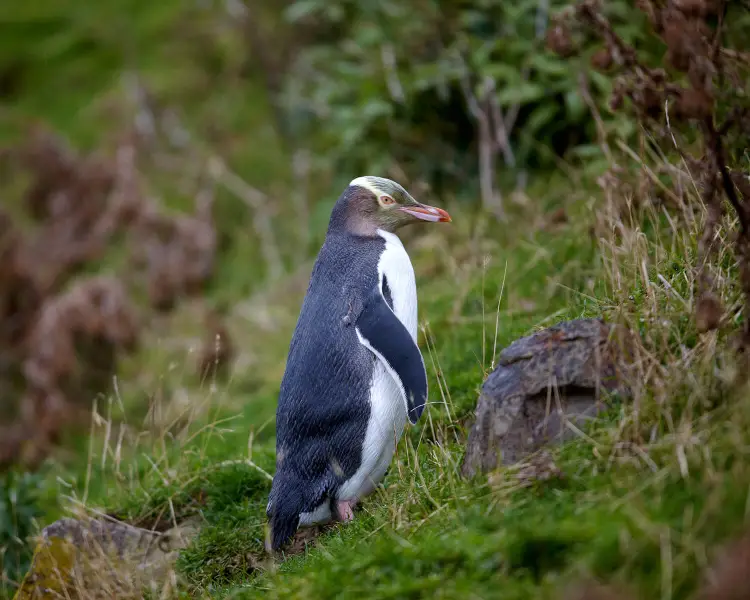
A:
[14,515,200,599]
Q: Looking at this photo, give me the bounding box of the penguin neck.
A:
[328,215,379,238]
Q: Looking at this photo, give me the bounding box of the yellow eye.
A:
[379,195,396,206]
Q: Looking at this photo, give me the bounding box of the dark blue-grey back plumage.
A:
[266,225,385,549]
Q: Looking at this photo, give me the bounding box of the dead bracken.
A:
[128,190,217,313]
[0,126,221,471]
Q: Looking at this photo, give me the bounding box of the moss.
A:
[176,517,267,591]
[13,537,77,599]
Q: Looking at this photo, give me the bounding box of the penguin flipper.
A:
[355,285,428,424]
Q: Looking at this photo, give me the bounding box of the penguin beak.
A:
[399,204,452,223]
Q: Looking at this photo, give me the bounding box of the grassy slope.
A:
[94,180,604,599]
[91,177,750,600]
[4,2,750,599]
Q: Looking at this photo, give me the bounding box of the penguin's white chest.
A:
[338,229,418,502]
[374,230,419,340]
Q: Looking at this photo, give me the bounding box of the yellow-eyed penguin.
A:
[266,176,451,551]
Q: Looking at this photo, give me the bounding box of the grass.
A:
[3,2,750,599]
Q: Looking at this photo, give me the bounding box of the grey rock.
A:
[15,514,200,599]
[461,318,630,477]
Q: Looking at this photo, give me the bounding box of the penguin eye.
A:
[379,195,396,207]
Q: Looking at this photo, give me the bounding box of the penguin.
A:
[266,176,452,551]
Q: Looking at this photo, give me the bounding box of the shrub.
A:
[280,0,658,199]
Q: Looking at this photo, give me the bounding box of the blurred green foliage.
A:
[0,472,41,594]
[279,0,655,191]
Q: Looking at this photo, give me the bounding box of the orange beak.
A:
[399,204,452,223]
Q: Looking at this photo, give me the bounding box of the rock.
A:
[461,318,629,477]
[14,514,199,599]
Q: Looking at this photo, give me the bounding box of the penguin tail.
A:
[266,476,305,552]
[268,508,301,552]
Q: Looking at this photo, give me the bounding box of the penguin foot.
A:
[336,500,356,522]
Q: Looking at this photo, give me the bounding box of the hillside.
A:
[1,0,750,598]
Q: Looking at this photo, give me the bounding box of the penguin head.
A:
[333,176,452,236]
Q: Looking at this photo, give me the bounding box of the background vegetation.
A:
[0,0,749,597]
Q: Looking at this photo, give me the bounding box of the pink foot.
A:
[336,500,356,522]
